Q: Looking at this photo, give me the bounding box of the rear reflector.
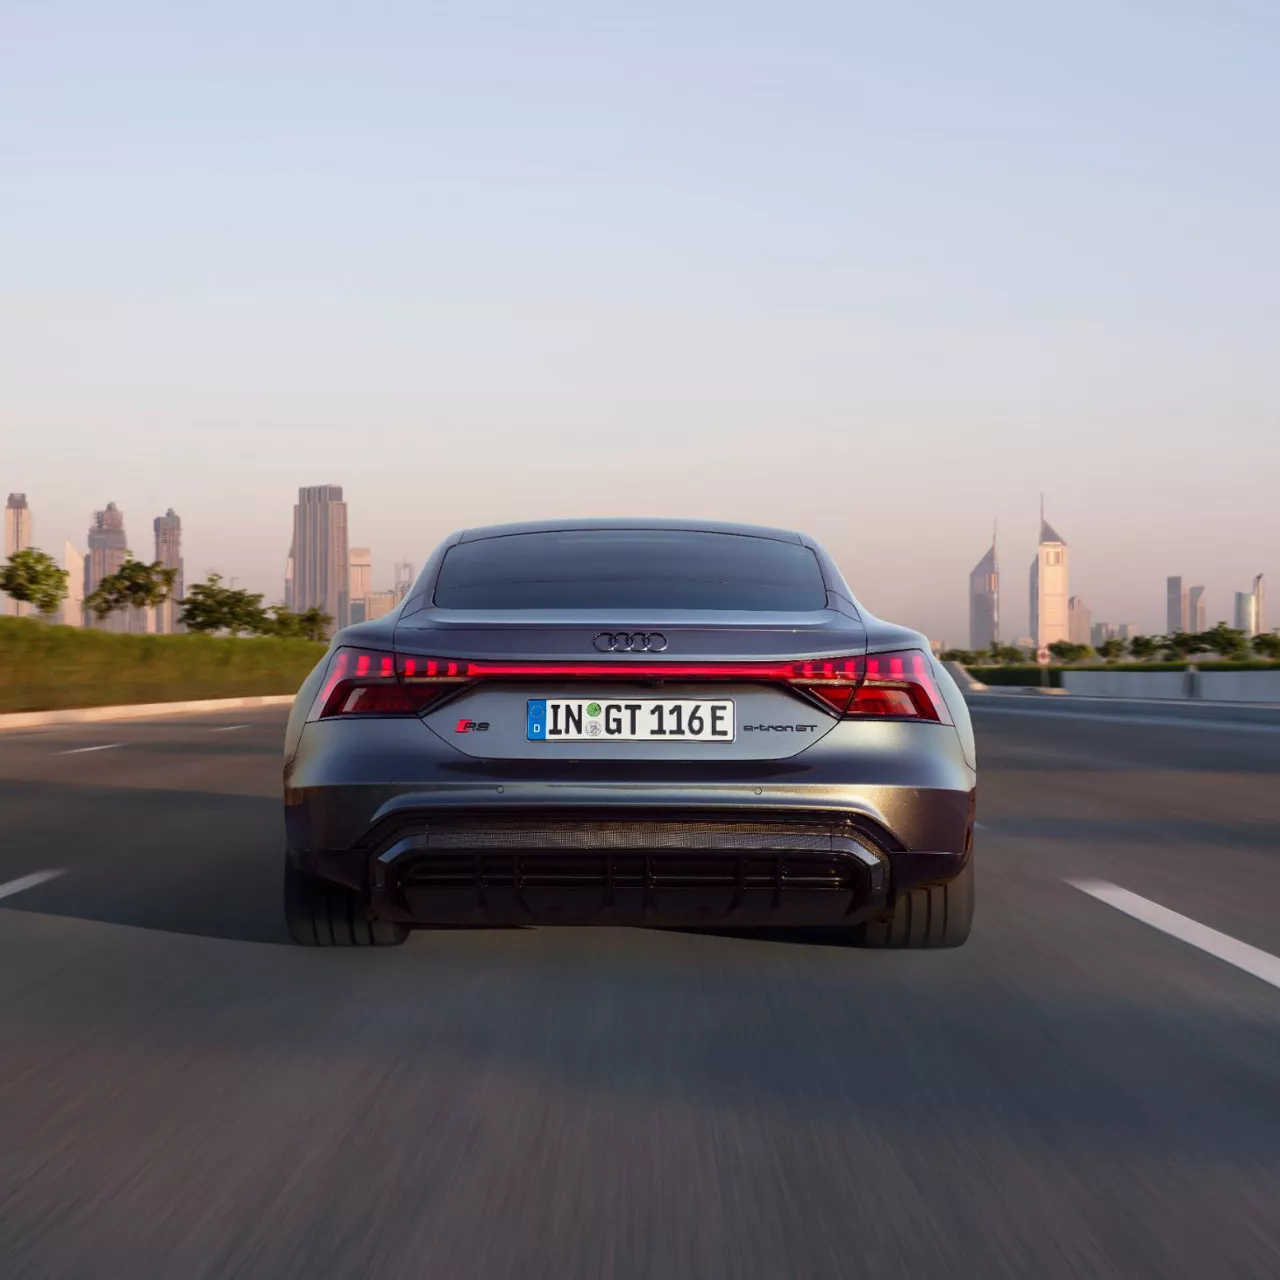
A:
[308,646,949,723]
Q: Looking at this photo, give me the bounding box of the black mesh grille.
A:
[374,819,889,925]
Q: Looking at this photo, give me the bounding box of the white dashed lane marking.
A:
[209,724,250,732]
[1069,878,1280,993]
[57,743,124,755]
[0,870,67,902]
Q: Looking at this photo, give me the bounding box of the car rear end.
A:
[283,522,976,946]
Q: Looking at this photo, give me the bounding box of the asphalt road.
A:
[1,705,1279,1279]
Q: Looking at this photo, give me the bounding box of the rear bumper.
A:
[284,717,975,927]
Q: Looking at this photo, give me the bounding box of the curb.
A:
[0,695,295,731]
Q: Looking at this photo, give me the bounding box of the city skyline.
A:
[1,482,1274,644]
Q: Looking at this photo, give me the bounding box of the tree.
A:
[1097,638,1127,663]
[0,547,69,617]
[989,644,1027,665]
[1163,630,1210,661]
[85,555,178,622]
[179,573,267,636]
[1048,640,1093,663]
[1252,632,1280,660]
[1200,622,1248,660]
[262,604,332,641]
[1127,634,1164,661]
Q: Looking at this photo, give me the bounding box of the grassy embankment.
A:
[0,618,325,713]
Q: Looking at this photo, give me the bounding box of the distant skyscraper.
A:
[349,547,372,625]
[1187,585,1206,633]
[153,509,184,633]
[61,541,85,627]
[1166,576,1188,634]
[1234,577,1266,637]
[968,528,999,651]
[4,493,33,617]
[393,560,415,601]
[1068,596,1092,646]
[86,503,129,632]
[284,541,295,611]
[1091,621,1112,648]
[291,485,349,634]
[1235,592,1254,635]
[366,589,398,621]
[1029,501,1069,648]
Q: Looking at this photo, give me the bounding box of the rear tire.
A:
[284,860,409,947]
[854,857,974,949]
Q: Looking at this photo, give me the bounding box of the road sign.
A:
[1036,646,1051,667]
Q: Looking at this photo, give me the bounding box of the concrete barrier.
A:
[1060,671,1189,700]
[1055,670,1280,705]
[1200,671,1280,703]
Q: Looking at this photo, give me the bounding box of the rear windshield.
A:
[433,530,829,611]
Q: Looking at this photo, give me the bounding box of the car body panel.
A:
[283,519,976,929]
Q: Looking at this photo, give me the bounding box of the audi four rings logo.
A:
[593,631,668,653]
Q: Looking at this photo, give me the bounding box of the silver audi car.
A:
[282,519,976,948]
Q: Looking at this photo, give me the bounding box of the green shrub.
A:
[0,618,325,713]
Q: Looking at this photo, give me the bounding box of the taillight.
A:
[307,647,950,723]
[782,650,949,722]
[307,647,451,720]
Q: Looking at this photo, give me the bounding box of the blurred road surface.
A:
[1,706,1279,1278]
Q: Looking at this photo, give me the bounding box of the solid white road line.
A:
[0,870,67,902]
[209,724,250,732]
[1069,878,1280,992]
[57,743,124,755]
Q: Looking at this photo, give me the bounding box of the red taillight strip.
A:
[310,646,949,723]
[400,657,865,682]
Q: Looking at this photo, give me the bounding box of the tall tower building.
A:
[1068,596,1092,645]
[1029,501,1069,648]
[86,503,130,632]
[61,541,85,627]
[153,509,184,633]
[1166,576,1188,634]
[1253,574,1266,637]
[968,527,999,651]
[349,547,372,624]
[394,560,415,601]
[4,493,33,617]
[1188,585,1206,633]
[291,485,349,634]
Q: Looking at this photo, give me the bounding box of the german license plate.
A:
[526,698,735,742]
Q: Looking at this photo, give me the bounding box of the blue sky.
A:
[2,0,1277,640]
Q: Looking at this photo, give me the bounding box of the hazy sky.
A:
[3,0,1277,641]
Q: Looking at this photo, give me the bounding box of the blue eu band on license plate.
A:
[526,698,735,742]
[527,699,548,740]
